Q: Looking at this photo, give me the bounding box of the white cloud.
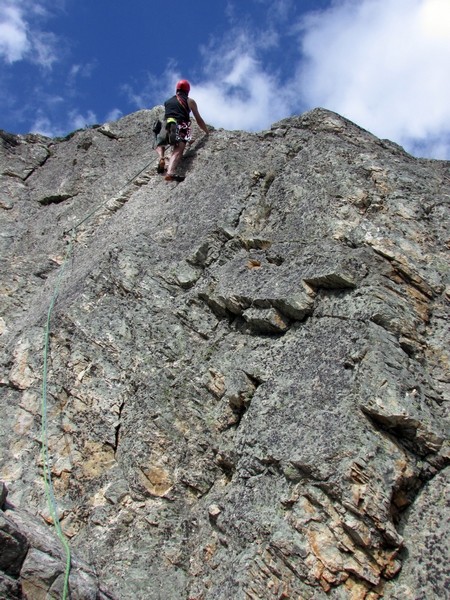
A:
[69,62,97,81]
[30,104,98,138]
[5,0,449,158]
[31,112,64,137]
[190,0,450,158]
[69,109,98,131]
[0,5,30,63]
[30,29,58,68]
[409,137,450,162]
[192,34,292,131]
[420,0,450,39]
[105,108,123,122]
[122,59,189,112]
[296,0,450,157]
[0,1,59,68]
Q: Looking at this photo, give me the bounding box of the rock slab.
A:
[0,108,449,598]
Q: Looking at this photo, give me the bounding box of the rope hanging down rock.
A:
[40,152,156,599]
[41,231,75,600]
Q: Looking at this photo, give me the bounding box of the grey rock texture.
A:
[0,484,113,599]
[0,108,449,599]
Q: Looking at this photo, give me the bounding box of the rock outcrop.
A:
[0,108,449,599]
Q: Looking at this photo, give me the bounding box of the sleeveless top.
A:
[164,92,190,123]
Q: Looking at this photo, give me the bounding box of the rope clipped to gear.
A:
[40,152,156,598]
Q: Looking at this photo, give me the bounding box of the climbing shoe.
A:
[157,158,165,174]
[165,174,185,182]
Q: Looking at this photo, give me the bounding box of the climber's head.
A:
[176,79,190,94]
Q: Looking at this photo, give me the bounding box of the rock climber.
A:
[155,79,209,182]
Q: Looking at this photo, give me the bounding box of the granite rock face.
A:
[0,108,449,599]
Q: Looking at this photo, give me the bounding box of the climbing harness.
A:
[174,121,192,144]
[162,118,192,146]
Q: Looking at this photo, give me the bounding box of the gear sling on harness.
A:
[166,118,191,144]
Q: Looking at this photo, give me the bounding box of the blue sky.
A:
[1,0,450,159]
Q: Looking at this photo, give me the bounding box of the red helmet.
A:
[176,79,190,93]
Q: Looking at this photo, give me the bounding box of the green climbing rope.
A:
[41,231,75,599]
[40,152,156,598]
